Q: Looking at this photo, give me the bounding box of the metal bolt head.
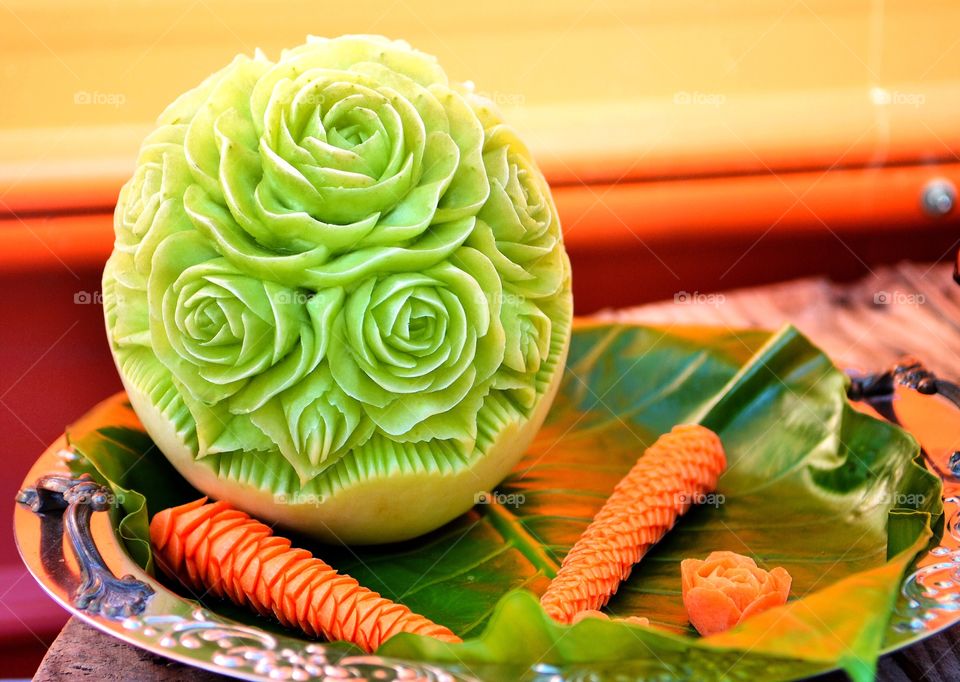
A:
[916,376,936,394]
[921,179,956,218]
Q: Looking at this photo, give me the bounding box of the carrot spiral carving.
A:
[150,498,460,652]
[540,424,727,623]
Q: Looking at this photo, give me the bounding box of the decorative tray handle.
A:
[16,473,154,618]
[847,357,960,405]
[848,356,960,478]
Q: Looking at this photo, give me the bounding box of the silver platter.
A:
[14,397,960,682]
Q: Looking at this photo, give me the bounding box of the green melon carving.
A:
[103,35,573,543]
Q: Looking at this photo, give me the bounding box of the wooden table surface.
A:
[32,261,960,681]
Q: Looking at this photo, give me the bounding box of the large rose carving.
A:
[146,232,343,457]
[180,35,487,288]
[327,246,504,442]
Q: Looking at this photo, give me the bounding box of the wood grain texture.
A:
[33,261,960,680]
[604,261,960,378]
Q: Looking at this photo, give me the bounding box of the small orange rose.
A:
[681,551,791,636]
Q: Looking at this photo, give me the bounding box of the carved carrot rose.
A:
[681,551,792,636]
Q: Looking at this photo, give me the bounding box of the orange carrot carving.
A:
[540,424,727,623]
[681,551,791,636]
[150,498,461,652]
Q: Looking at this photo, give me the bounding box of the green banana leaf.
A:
[68,322,943,682]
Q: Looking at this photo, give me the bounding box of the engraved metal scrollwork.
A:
[16,473,154,618]
[122,609,468,681]
[893,494,960,633]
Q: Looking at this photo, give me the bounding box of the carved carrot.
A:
[150,498,461,652]
[540,424,727,623]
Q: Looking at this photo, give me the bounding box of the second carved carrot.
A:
[540,424,727,623]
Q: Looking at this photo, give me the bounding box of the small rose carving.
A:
[466,124,567,300]
[681,551,792,636]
